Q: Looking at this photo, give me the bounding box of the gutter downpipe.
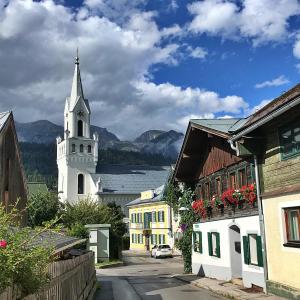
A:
[229,142,268,292]
[254,154,268,292]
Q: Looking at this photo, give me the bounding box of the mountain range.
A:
[15,120,183,160]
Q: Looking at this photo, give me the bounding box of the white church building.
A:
[56,55,170,212]
[56,55,101,203]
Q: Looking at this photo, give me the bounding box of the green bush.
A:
[0,205,52,297]
[28,191,62,227]
[63,198,126,259]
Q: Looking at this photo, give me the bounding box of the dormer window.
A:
[80,144,84,153]
[78,120,83,137]
[72,144,76,153]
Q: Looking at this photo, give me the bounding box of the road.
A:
[94,251,225,300]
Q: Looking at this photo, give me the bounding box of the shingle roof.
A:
[30,230,85,254]
[94,165,170,194]
[0,111,11,132]
[241,83,300,130]
[126,185,165,207]
[190,118,247,134]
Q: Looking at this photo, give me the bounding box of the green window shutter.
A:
[216,232,221,258]
[199,232,203,254]
[158,211,161,222]
[243,236,250,265]
[193,232,197,251]
[163,234,165,244]
[162,211,165,222]
[208,232,213,256]
[154,211,157,222]
[256,235,264,267]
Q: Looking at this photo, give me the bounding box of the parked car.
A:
[151,244,172,258]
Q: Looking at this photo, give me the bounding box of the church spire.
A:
[70,49,84,103]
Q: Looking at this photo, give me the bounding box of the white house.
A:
[173,119,265,290]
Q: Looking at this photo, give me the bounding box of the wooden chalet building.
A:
[229,84,300,299]
[173,119,265,290]
[0,111,27,225]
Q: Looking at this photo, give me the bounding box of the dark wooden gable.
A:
[174,123,242,183]
[0,113,27,225]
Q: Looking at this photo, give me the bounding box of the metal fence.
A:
[0,251,96,300]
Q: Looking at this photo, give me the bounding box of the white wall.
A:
[192,215,265,289]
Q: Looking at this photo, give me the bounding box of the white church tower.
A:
[57,53,100,203]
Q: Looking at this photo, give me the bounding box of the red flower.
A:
[0,240,7,249]
[249,192,257,204]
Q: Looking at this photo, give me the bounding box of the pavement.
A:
[93,250,285,300]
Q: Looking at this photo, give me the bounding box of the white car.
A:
[151,244,173,258]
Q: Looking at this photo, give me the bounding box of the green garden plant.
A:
[0,205,53,297]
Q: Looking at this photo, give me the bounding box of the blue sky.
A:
[1,0,300,139]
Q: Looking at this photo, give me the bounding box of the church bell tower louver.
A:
[56,53,99,203]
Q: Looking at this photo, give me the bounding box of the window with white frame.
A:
[249,234,258,265]
[158,210,165,222]
[152,211,157,222]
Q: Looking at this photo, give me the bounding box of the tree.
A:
[62,198,126,258]
[27,191,62,227]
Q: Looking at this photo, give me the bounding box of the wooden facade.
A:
[174,122,255,203]
[0,112,27,225]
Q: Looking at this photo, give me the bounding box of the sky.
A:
[1,0,300,139]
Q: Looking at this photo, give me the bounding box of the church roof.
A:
[92,165,170,195]
[0,111,11,132]
[67,54,91,113]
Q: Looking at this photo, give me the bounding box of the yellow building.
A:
[127,185,173,251]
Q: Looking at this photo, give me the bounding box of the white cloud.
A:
[187,0,300,46]
[255,75,289,89]
[0,0,250,139]
[188,46,208,59]
[188,0,238,37]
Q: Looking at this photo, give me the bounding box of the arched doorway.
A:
[229,224,242,278]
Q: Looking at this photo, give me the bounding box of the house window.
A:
[137,213,142,223]
[152,234,157,245]
[238,168,247,187]
[242,234,263,266]
[193,232,203,253]
[208,232,220,258]
[215,177,221,196]
[78,174,84,194]
[158,234,165,244]
[88,145,92,153]
[80,144,84,153]
[152,211,157,222]
[78,120,83,137]
[229,172,236,189]
[279,121,300,159]
[158,211,165,222]
[284,207,300,247]
[72,144,76,153]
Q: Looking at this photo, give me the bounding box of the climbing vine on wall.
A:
[164,183,196,273]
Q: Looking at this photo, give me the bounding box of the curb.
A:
[97,262,124,269]
[173,275,251,300]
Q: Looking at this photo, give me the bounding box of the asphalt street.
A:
[94,251,225,300]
